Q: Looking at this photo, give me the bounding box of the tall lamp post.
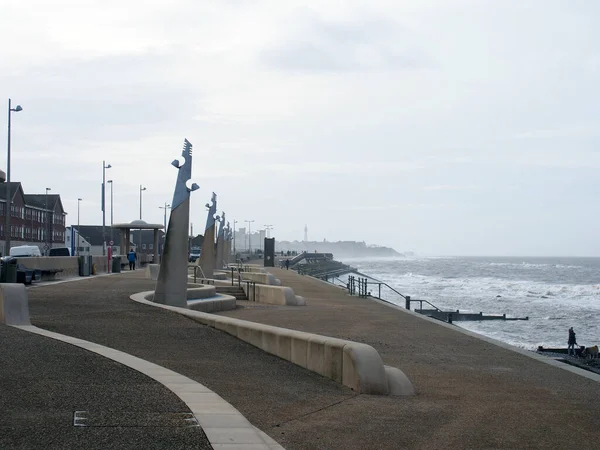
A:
[158,203,170,262]
[233,219,237,255]
[77,198,82,256]
[107,180,114,246]
[245,219,254,254]
[5,99,23,254]
[139,185,146,253]
[159,203,171,230]
[44,188,51,255]
[101,161,111,256]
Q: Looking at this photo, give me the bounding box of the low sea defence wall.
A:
[15,256,112,277]
[134,291,414,396]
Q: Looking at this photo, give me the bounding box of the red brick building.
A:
[0,182,67,255]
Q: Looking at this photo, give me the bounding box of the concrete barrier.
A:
[133,291,413,396]
[15,255,112,277]
[0,284,31,326]
[243,283,305,306]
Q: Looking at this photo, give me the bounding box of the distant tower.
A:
[304,224,308,243]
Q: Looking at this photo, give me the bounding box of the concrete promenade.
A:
[3,268,600,449]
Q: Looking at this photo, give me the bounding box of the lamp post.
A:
[77,198,82,256]
[139,185,146,253]
[159,203,171,230]
[44,188,51,255]
[245,220,254,254]
[5,99,23,254]
[158,203,170,260]
[101,161,111,256]
[233,219,237,255]
[107,180,114,246]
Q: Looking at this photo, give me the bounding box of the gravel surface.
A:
[0,324,210,450]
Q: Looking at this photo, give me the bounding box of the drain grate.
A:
[73,411,199,428]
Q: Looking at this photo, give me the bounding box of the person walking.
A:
[127,248,137,271]
[568,327,578,356]
[285,259,290,270]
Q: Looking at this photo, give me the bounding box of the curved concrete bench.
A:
[187,295,237,313]
[133,291,414,396]
[244,272,281,286]
[244,284,305,306]
[186,286,217,299]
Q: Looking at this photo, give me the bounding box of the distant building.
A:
[0,182,67,255]
[67,225,127,256]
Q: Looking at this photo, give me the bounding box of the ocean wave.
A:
[488,262,582,270]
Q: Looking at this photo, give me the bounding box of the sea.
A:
[336,256,600,351]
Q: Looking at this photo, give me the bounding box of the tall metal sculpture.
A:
[197,192,217,278]
[153,139,199,307]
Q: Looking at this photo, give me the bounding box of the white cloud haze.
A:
[1,0,599,256]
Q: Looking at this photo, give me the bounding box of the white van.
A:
[9,245,42,257]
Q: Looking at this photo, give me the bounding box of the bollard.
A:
[405,295,411,310]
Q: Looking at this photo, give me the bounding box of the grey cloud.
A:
[261,16,431,72]
[6,52,200,141]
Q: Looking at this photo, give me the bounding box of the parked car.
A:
[49,247,71,256]
[9,245,42,257]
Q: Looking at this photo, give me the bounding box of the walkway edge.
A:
[11,324,284,450]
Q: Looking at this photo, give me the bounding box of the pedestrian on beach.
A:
[285,259,290,270]
[568,327,578,356]
[127,248,137,271]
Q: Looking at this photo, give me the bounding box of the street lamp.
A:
[139,185,146,253]
[5,99,23,254]
[107,180,114,246]
[245,220,254,254]
[233,219,237,255]
[101,161,111,256]
[44,188,51,255]
[77,198,82,256]
[159,203,171,230]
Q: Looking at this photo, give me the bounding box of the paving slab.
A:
[0,323,210,450]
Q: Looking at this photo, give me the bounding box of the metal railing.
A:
[345,276,444,313]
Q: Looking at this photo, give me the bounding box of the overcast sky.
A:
[2,0,599,256]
